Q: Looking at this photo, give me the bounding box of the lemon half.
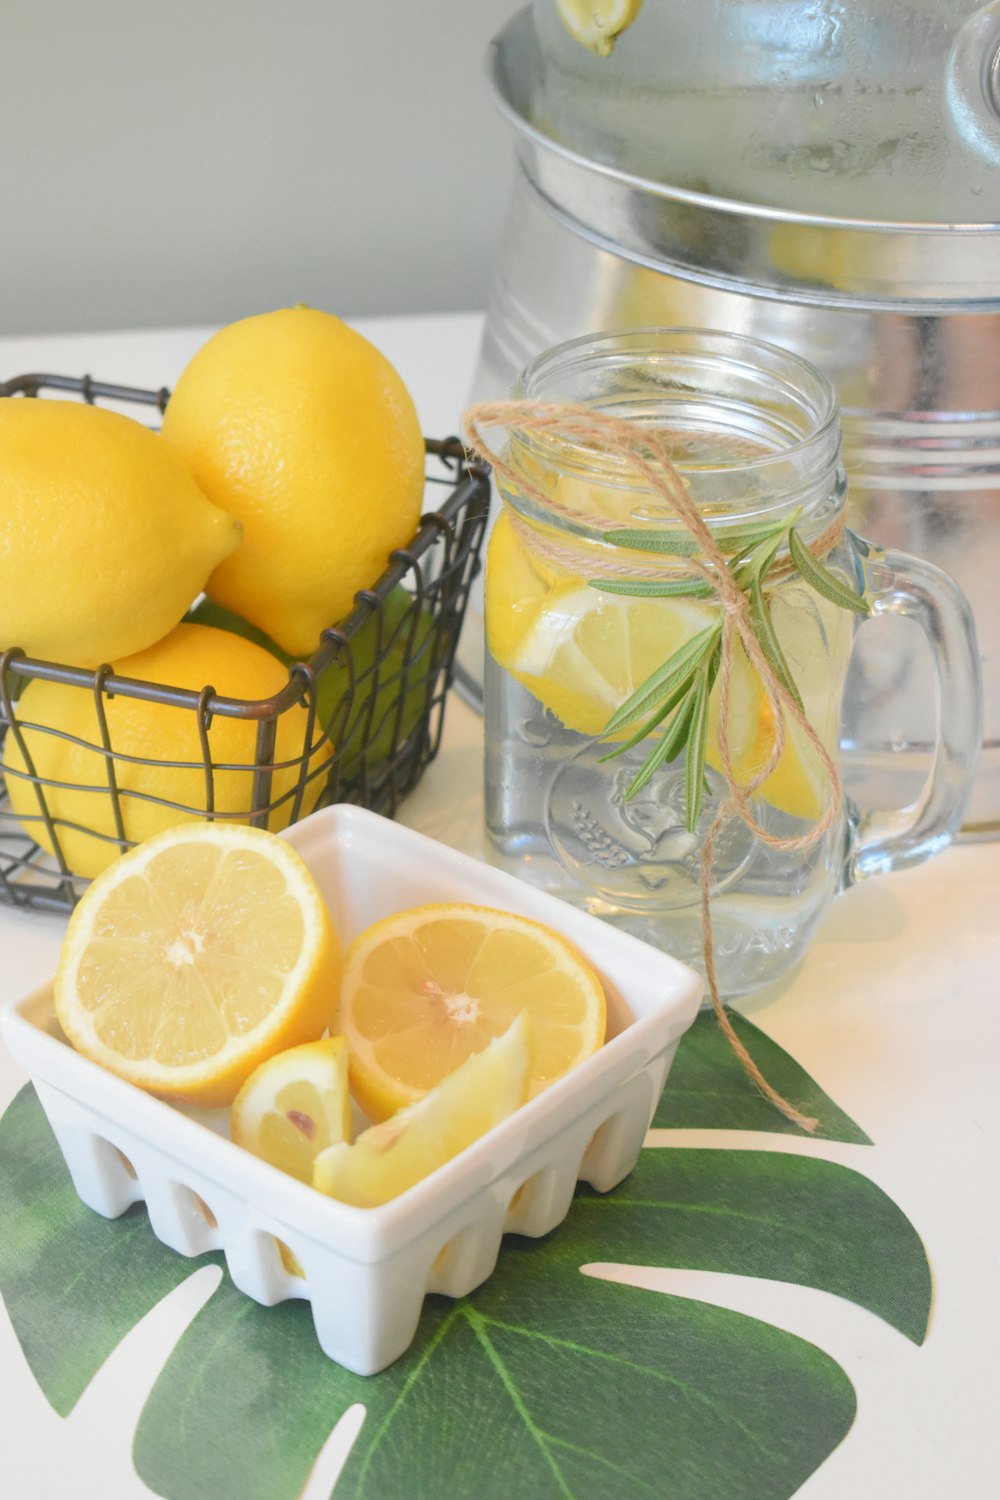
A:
[54,822,341,1106]
[336,902,607,1123]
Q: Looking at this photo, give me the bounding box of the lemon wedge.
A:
[313,1015,531,1208]
[230,1036,350,1183]
[555,0,644,57]
[706,586,852,821]
[486,511,715,738]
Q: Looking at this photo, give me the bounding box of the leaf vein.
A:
[355,1306,461,1494]
[464,1307,574,1498]
[476,1317,781,1461]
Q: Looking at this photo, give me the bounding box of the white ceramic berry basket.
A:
[0,805,703,1376]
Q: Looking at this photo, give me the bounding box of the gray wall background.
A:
[0,1,518,335]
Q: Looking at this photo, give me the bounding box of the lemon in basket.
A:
[54,822,341,1106]
[336,903,606,1122]
[0,398,241,668]
[2,622,327,879]
[160,307,426,658]
[186,585,436,776]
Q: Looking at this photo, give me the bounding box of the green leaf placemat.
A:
[0,1008,931,1499]
[654,1010,872,1143]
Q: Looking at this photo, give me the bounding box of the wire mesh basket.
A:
[0,372,489,914]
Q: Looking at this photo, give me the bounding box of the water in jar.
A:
[483,475,856,1001]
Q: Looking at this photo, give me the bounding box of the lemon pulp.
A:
[313,1016,531,1208]
[54,823,341,1106]
[231,1035,350,1183]
[337,901,606,1122]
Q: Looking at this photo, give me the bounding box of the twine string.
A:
[463,399,851,1135]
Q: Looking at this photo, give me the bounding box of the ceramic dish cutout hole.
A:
[275,1237,306,1282]
[191,1192,217,1228]
[581,1112,622,1171]
[116,1147,138,1179]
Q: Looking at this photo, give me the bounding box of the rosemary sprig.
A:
[590,518,869,827]
[590,577,715,600]
[789,527,870,615]
[602,622,722,737]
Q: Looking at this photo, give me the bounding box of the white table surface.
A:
[0,314,997,1500]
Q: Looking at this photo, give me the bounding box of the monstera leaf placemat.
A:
[0,1011,931,1500]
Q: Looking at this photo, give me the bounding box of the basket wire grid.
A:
[0,372,489,913]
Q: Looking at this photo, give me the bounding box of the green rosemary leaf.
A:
[684,666,712,832]
[602,622,722,736]
[598,679,691,762]
[749,575,804,714]
[625,688,697,799]
[732,526,788,593]
[789,527,870,616]
[588,577,714,600]
[603,528,702,557]
[605,515,794,558]
[717,516,791,559]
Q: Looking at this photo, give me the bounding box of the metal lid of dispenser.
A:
[491,2,1000,309]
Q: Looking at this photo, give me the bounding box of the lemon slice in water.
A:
[555,0,644,57]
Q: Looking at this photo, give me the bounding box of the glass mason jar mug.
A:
[481,330,982,999]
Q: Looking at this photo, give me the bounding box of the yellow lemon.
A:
[230,1036,351,1184]
[706,585,853,821]
[337,902,606,1123]
[555,0,644,56]
[313,1015,531,1208]
[487,511,851,821]
[485,510,716,738]
[160,307,425,658]
[53,822,342,1107]
[0,399,241,668]
[3,623,327,878]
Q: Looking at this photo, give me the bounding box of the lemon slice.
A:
[489,510,852,820]
[337,903,606,1123]
[555,0,644,57]
[54,823,342,1107]
[313,1015,531,1208]
[706,585,853,821]
[486,512,716,737]
[230,1036,350,1183]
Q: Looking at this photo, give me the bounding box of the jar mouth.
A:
[509,328,842,530]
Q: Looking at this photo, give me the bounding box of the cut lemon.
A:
[488,510,852,822]
[555,0,644,57]
[230,1036,350,1183]
[54,823,342,1107]
[706,584,853,821]
[337,903,606,1123]
[313,1015,531,1208]
[486,511,716,738]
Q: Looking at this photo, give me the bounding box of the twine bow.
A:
[463,400,862,1134]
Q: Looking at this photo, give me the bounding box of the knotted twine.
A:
[463,401,849,1133]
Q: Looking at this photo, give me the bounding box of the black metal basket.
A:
[0,372,489,913]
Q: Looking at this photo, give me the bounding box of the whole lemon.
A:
[0,399,241,667]
[185,587,435,774]
[160,307,426,658]
[3,623,327,879]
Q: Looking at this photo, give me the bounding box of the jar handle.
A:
[844,535,982,885]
